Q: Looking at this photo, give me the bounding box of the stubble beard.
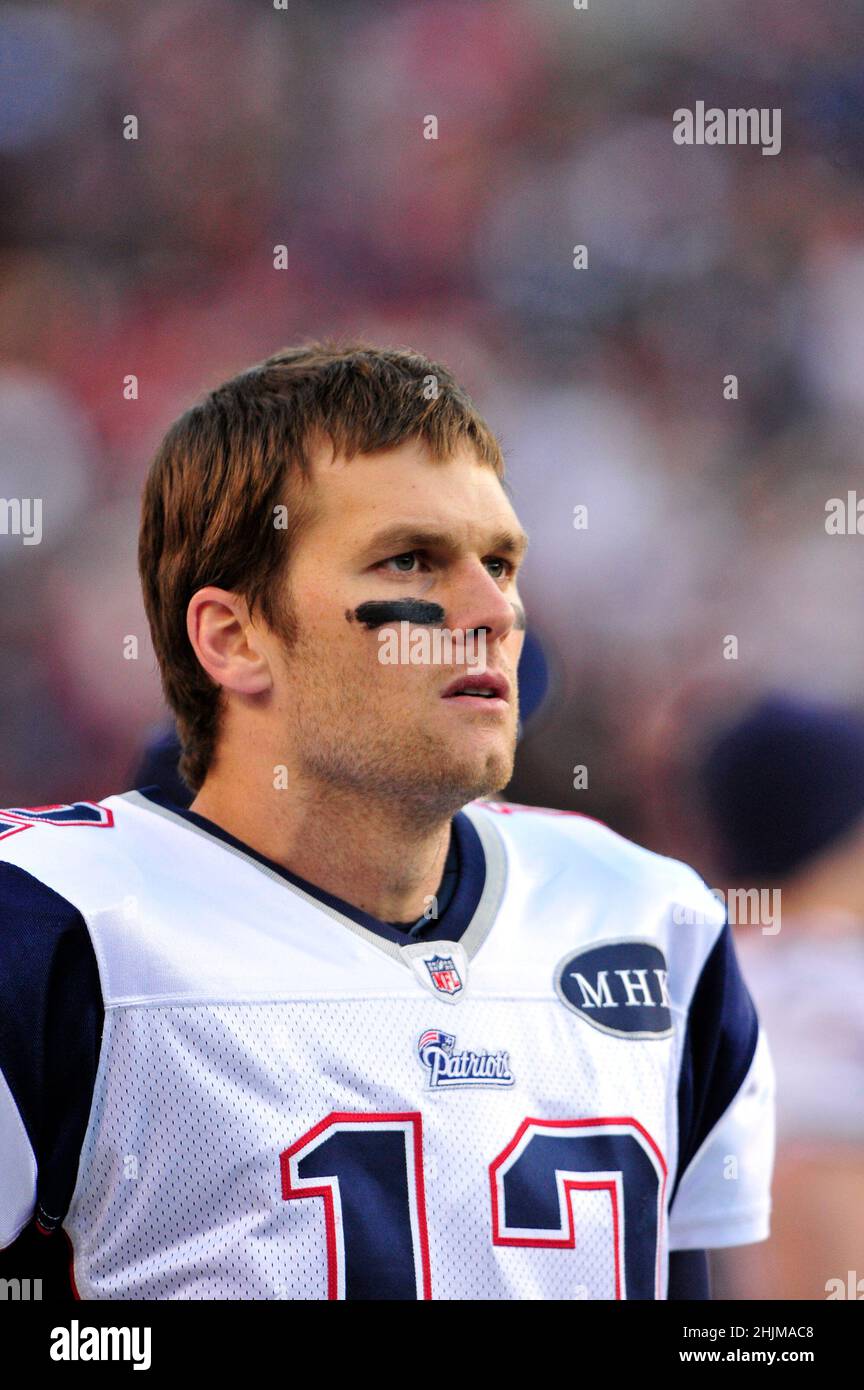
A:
[303,725,516,825]
[290,672,517,825]
[274,609,517,824]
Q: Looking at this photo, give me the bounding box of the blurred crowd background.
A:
[2,0,864,1300]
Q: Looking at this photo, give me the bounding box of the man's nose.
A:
[445,563,517,646]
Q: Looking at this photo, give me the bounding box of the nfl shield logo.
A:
[425,954,463,996]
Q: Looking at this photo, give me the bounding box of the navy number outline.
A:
[281,1111,666,1299]
[0,802,113,841]
[280,1112,432,1300]
[489,1115,667,1299]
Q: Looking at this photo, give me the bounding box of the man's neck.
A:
[189,772,454,924]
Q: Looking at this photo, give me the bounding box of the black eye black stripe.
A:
[349,600,446,629]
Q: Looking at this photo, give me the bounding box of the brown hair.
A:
[138,339,505,791]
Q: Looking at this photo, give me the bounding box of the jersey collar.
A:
[129,786,507,962]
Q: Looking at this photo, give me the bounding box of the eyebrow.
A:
[359,524,529,565]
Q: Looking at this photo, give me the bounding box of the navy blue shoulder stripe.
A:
[0,862,103,1233]
[672,920,759,1202]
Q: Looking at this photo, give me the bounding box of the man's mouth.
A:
[440,672,510,703]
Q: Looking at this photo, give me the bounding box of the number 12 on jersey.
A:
[281,1112,667,1299]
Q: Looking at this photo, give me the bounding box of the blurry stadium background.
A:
[2,0,863,1300]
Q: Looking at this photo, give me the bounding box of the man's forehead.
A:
[308,436,497,488]
[304,440,524,547]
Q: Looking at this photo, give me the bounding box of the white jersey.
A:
[0,789,774,1300]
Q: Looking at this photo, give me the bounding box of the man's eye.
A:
[377,551,512,578]
[381,551,420,573]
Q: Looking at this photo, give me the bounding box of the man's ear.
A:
[186,587,272,696]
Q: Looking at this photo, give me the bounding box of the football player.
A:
[0,343,774,1299]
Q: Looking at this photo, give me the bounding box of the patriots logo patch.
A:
[417,1030,514,1090]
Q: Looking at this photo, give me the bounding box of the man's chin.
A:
[433,742,516,810]
[303,719,518,820]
